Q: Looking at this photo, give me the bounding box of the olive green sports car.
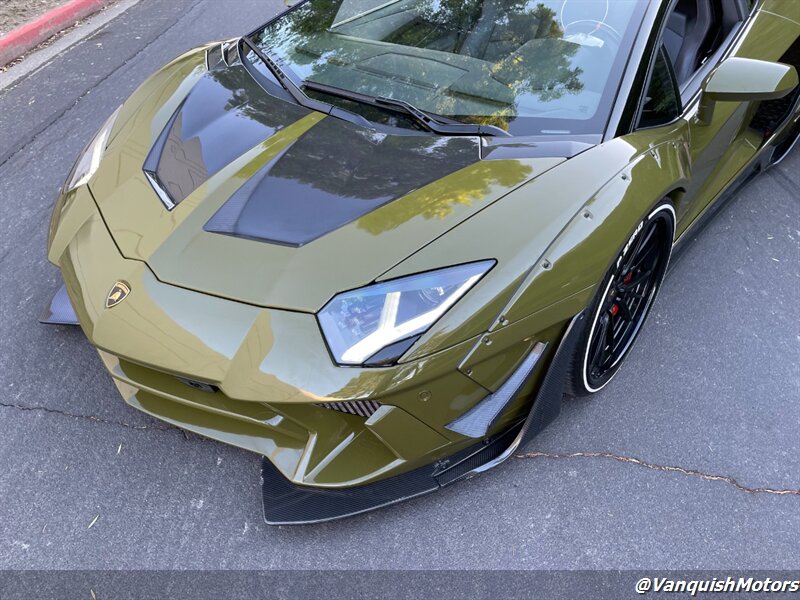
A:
[45,0,799,524]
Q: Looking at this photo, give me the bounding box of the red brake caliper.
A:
[612,272,634,316]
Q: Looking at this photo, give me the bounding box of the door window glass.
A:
[638,45,680,128]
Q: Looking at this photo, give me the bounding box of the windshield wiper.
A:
[241,37,376,131]
[242,37,332,114]
[239,43,510,137]
[303,81,511,137]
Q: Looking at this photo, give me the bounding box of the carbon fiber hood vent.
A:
[142,62,479,246]
[142,64,309,209]
[204,118,478,246]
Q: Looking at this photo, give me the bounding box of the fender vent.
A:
[317,401,382,418]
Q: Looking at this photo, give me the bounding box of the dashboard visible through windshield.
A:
[250,0,646,136]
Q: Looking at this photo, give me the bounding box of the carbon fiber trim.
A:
[471,312,587,474]
[445,342,547,438]
[142,65,308,210]
[261,456,438,525]
[260,313,588,525]
[434,425,521,487]
[517,313,587,446]
[204,117,478,247]
[39,283,79,325]
[260,424,522,525]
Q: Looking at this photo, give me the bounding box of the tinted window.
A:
[252,0,647,136]
[638,46,680,128]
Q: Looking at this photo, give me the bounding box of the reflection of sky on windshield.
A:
[332,0,404,27]
[256,0,643,135]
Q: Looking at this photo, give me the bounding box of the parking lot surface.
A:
[0,0,798,571]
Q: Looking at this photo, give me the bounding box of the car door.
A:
[663,0,800,236]
[652,0,750,237]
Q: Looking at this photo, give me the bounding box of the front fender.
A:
[500,123,691,326]
[385,121,690,400]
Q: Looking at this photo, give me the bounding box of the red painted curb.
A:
[0,0,113,68]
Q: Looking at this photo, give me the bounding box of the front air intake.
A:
[317,401,382,418]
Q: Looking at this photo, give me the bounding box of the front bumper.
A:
[259,310,586,524]
[47,184,584,522]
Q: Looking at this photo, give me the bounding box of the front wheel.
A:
[565,203,676,396]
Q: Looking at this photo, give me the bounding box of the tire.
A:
[564,202,676,397]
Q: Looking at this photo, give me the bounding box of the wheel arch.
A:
[444,142,687,398]
[497,142,688,329]
[394,139,688,395]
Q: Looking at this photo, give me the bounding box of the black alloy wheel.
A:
[566,203,675,396]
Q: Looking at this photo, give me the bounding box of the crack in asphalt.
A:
[0,400,174,432]
[515,451,800,497]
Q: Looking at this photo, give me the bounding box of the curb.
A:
[0,0,114,68]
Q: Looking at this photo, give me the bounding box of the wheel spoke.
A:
[621,223,657,273]
[589,313,611,367]
[628,240,659,273]
[602,313,616,366]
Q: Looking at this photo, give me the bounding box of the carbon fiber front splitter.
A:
[260,424,522,525]
[261,312,587,525]
[39,283,79,325]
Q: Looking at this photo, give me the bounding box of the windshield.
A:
[250,0,646,136]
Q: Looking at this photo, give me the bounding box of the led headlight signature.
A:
[63,105,122,192]
[319,261,495,366]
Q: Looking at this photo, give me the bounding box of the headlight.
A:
[63,105,122,192]
[319,261,495,366]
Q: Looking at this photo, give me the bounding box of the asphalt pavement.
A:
[0,0,798,572]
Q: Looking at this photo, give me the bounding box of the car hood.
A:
[89,50,570,312]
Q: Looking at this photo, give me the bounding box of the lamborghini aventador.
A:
[44,0,800,523]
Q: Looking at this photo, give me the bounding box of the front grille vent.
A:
[317,401,382,418]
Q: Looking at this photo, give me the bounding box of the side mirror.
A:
[697,57,799,125]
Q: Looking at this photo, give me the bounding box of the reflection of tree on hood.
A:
[207,64,309,130]
[357,158,533,235]
[241,113,533,235]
